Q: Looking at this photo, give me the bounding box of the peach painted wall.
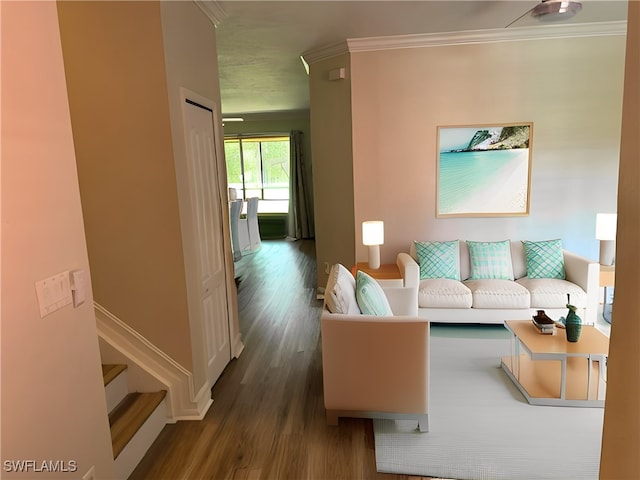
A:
[57,1,193,369]
[350,34,625,266]
[1,1,114,477]
[600,2,640,477]
[310,54,356,289]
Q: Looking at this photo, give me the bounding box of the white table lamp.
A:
[362,221,384,269]
[595,213,617,265]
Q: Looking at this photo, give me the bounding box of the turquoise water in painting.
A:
[438,149,527,214]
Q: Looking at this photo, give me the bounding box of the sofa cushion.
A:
[325,264,360,315]
[414,240,461,280]
[516,277,587,309]
[464,279,530,308]
[522,239,566,279]
[418,278,472,308]
[467,240,514,280]
[356,270,393,316]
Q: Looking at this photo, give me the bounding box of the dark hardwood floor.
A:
[130,239,430,480]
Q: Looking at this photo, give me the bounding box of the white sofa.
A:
[320,264,429,432]
[397,240,599,325]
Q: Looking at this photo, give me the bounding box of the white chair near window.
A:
[246,197,261,252]
[229,199,243,261]
[238,197,261,254]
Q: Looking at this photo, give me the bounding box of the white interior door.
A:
[182,96,231,386]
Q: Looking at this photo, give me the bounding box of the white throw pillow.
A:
[325,264,360,314]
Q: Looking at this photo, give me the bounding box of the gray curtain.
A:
[287,130,314,239]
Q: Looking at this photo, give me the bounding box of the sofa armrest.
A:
[382,285,419,316]
[397,252,420,289]
[321,311,429,416]
[563,250,600,325]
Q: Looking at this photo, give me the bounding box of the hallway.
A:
[130,239,423,479]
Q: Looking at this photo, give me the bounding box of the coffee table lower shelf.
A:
[501,354,606,407]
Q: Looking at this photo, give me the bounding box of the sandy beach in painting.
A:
[438,149,529,215]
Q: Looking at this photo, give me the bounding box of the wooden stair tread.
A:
[109,391,166,459]
[102,364,127,386]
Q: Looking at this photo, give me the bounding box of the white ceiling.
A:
[207,1,628,116]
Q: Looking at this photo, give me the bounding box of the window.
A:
[224,136,290,213]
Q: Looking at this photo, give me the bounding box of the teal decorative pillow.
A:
[414,240,460,280]
[355,270,393,316]
[522,239,566,279]
[467,240,514,280]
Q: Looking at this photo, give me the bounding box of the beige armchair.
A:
[321,309,430,432]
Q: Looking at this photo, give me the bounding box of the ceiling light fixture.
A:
[531,0,582,22]
[300,55,310,75]
[222,117,244,127]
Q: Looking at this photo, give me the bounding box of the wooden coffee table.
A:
[501,320,609,407]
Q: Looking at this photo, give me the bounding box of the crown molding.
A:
[195,0,227,27]
[304,20,627,64]
[348,21,626,53]
[302,40,349,65]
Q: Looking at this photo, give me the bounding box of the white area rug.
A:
[373,327,604,480]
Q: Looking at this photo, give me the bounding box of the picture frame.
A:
[436,123,533,217]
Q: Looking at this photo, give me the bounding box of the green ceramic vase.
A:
[564,295,582,342]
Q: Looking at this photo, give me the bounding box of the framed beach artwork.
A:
[436,123,533,217]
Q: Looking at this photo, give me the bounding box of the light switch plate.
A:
[35,271,72,318]
[70,269,88,307]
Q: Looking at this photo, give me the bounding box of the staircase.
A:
[102,364,167,479]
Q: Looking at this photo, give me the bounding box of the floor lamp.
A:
[362,221,384,270]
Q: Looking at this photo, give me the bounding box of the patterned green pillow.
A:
[414,240,460,280]
[355,270,393,316]
[522,239,566,279]
[467,240,514,280]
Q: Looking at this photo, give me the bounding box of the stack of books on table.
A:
[532,314,555,335]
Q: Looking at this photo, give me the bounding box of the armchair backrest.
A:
[321,311,429,416]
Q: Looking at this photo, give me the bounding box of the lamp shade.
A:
[595,213,617,240]
[362,221,384,246]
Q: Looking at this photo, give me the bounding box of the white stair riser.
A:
[113,400,166,480]
[105,370,128,414]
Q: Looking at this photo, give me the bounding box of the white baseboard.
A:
[232,332,245,358]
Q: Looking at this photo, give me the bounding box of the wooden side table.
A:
[599,265,615,324]
[351,262,400,279]
[351,262,403,286]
